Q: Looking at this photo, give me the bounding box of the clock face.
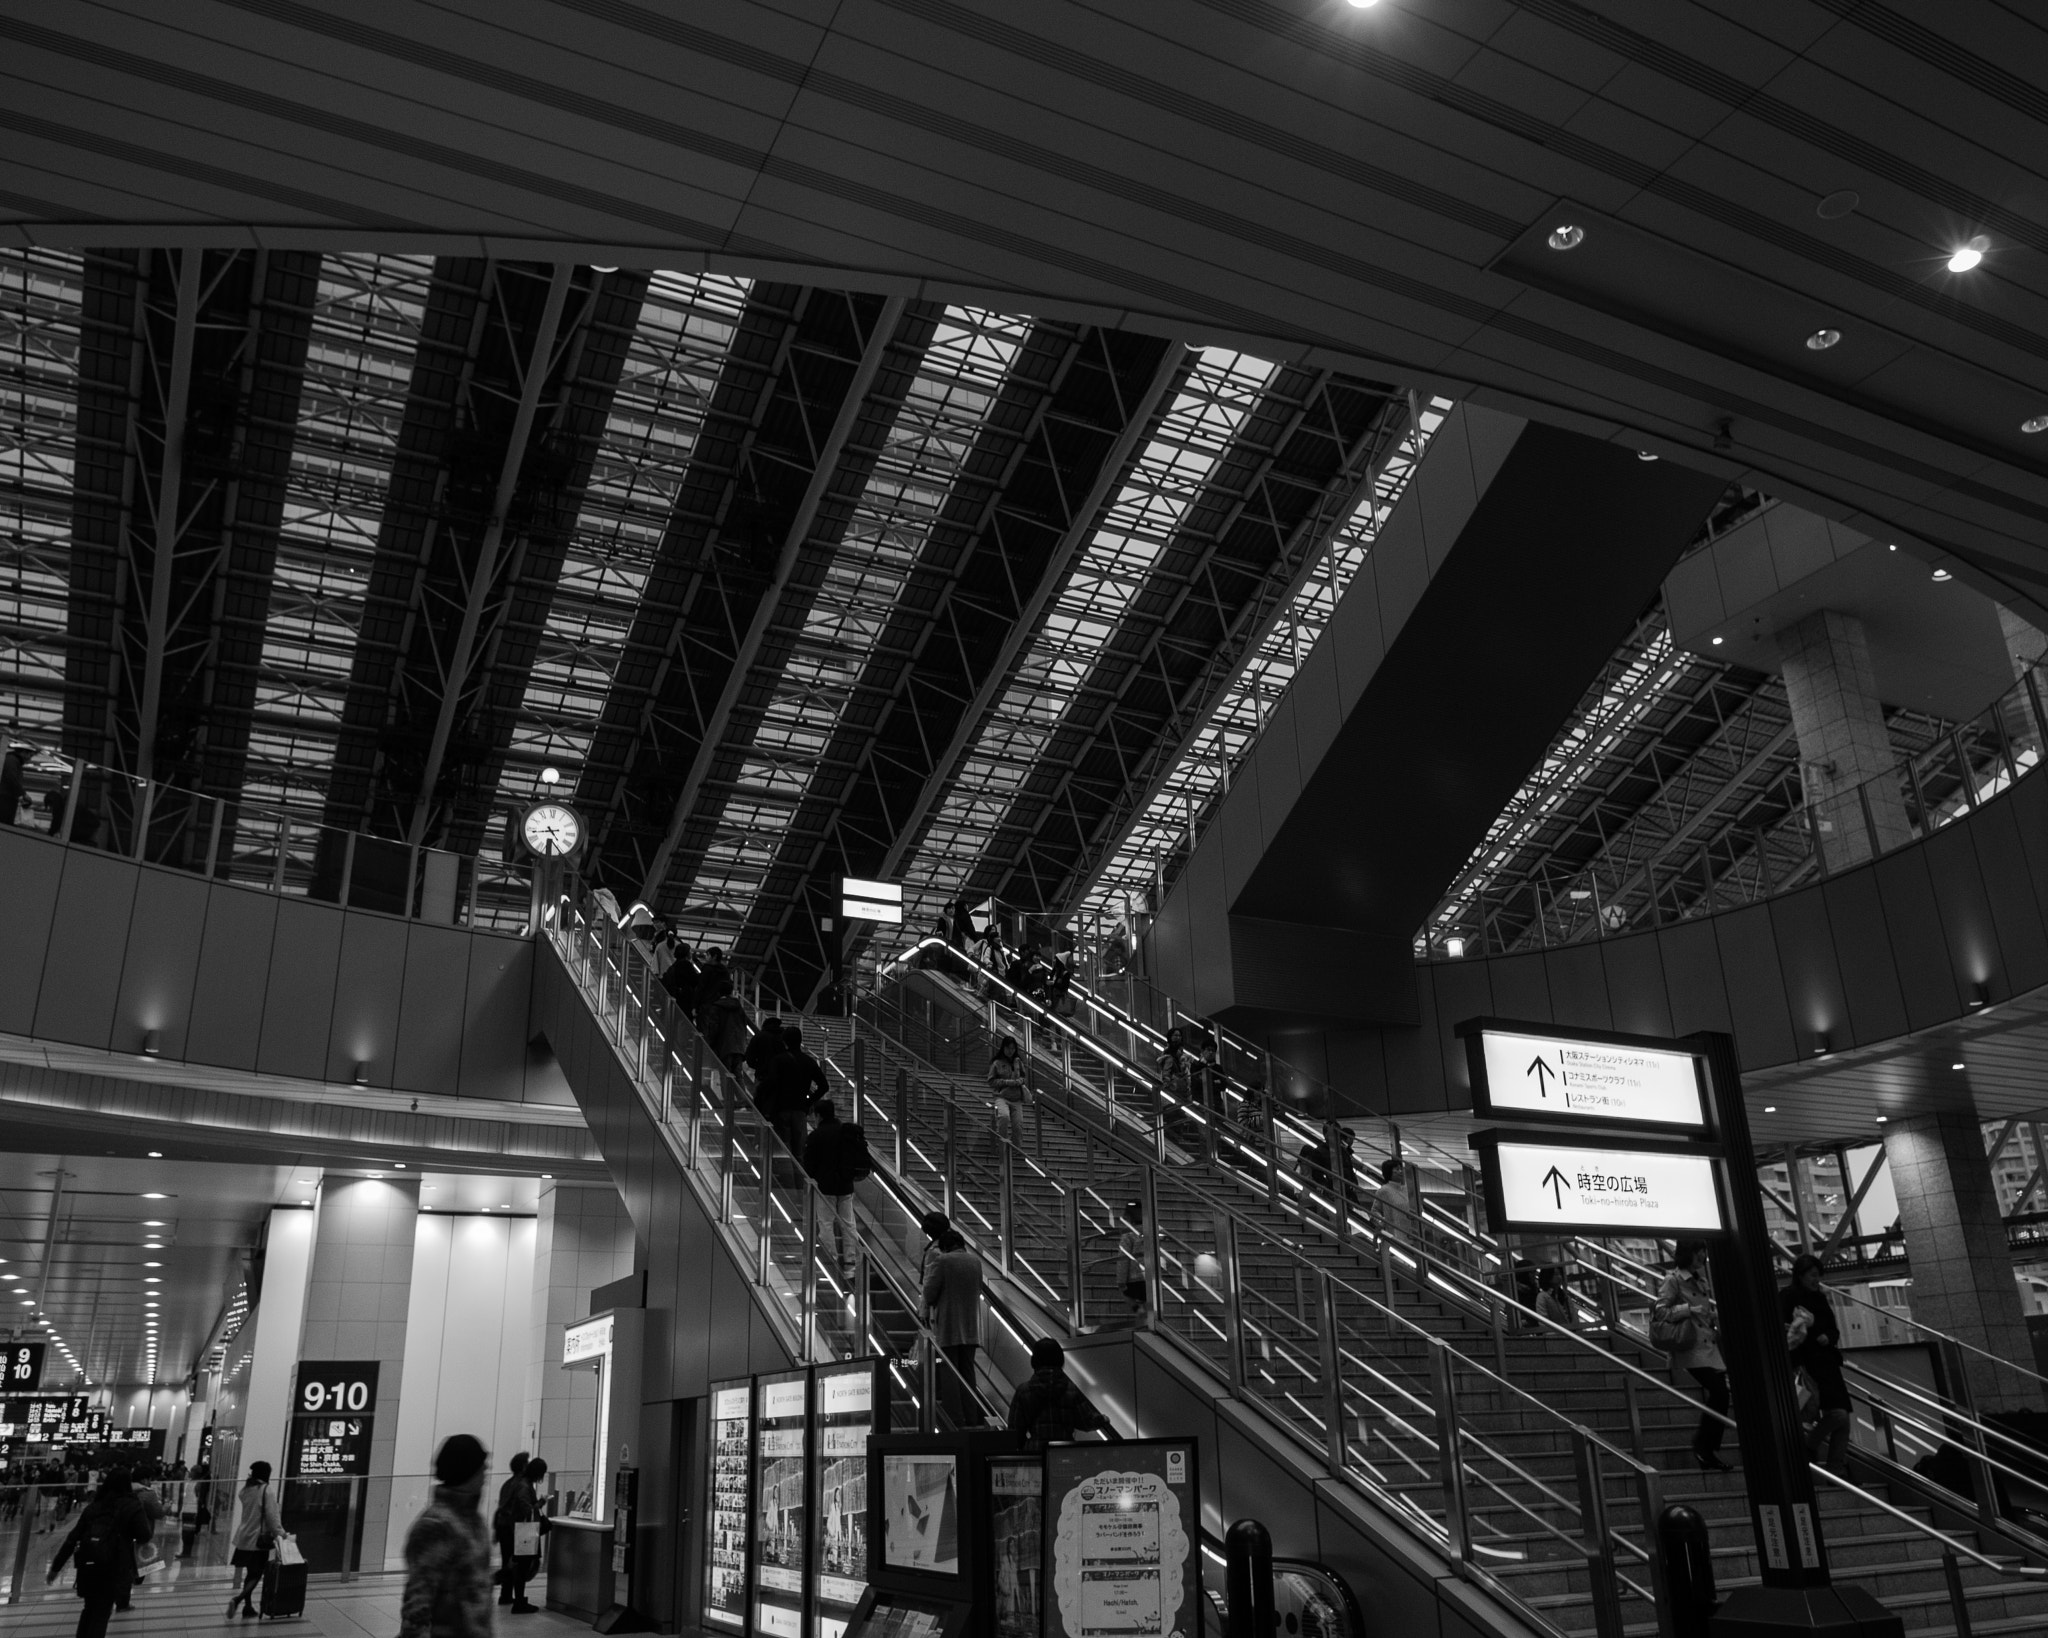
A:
[522,802,583,858]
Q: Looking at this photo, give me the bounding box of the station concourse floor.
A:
[0,1575,582,1638]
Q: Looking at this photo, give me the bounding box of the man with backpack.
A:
[1007,1339,1122,1451]
[803,1099,873,1273]
[48,1469,151,1638]
[761,1025,830,1182]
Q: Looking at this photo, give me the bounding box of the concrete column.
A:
[233,1205,315,1482]
[299,1176,420,1566]
[522,1183,634,1484]
[1779,609,1910,868]
[1884,1112,2041,1412]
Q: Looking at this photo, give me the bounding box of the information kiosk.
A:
[811,1359,888,1638]
[839,1431,1020,1638]
[753,1370,812,1638]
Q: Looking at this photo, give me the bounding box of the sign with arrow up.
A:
[1459,1018,1709,1134]
[1472,1130,1725,1234]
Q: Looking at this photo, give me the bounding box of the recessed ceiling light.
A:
[1816,190,1859,221]
[141,1193,166,1200]
[142,1221,164,1227]
[1875,1114,1889,1123]
[1764,1105,1778,1114]
[144,1262,161,1268]
[1636,450,1658,461]
[1951,1062,1966,1070]
[1932,568,1952,582]
[540,1174,552,1181]
[1806,328,1841,351]
[1547,223,1585,251]
[2024,415,2048,435]
[1947,236,1989,273]
[146,1151,162,1159]
[1711,636,1724,646]
[143,1277,160,1284]
[299,1199,310,1206]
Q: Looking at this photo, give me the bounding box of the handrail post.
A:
[998,1140,1016,1278]
[894,1068,908,1173]
[1941,1339,1999,1525]
[1574,1431,1624,1638]
[921,1341,937,1433]
[1066,1187,1086,1332]
[756,1113,773,1287]
[1940,1549,1976,1638]
[1317,1272,1347,1473]
[801,1185,817,1362]
[943,1101,958,1227]
[1141,1167,1162,1334]
[854,1241,871,1356]
[1219,1213,1246,1394]
[1429,1346,1470,1567]
[852,1036,867,1121]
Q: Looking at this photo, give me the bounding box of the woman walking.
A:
[986,1036,1028,1143]
[1656,1241,1731,1472]
[226,1461,283,1617]
[1783,1254,1854,1473]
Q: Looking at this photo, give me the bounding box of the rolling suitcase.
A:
[260,1559,307,1619]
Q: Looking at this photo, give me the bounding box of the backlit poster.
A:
[1044,1440,1199,1638]
[811,1363,878,1638]
[989,1457,1043,1638]
[880,1453,958,1574]
[754,1371,810,1638]
[704,1381,753,1632]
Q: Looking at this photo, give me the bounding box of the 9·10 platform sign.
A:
[288,1360,379,1478]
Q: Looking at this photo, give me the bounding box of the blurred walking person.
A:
[48,1469,150,1638]
[401,1435,494,1638]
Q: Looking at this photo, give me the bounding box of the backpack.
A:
[72,1505,127,1572]
[844,1125,874,1182]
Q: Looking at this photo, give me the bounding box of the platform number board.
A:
[4,1343,43,1391]
[298,1360,378,1415]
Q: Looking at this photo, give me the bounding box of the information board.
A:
[812,1362,880,1638]
[989,1457,1043,1638]
[3,1343,43,1391]
[1461,1018,1708,1134]
[287,1413,373,1476]
[1044,1439,1199,1638]
[22,1394,88,1444]
[1475,1130,1725,1235]
[296,1360,379,1415]
[703,1380,753,1633]
[754,1371,811,1638]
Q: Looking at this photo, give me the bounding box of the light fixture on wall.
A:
[141,1030,159,1056]
[1813,1031,1831,1057]
[353,1060,370,1085]
[1968,981,1990,1010]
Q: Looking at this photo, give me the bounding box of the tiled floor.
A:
[0,1574,584,1638]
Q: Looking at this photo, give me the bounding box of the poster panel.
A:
[1043,1439,1199,1638]
[704,1379,753,1633]
[811,1362,880,1638]
[989,1456,1043,1638]
[754,1371,811,1638]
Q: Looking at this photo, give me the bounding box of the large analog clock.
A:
[520,801,584,858]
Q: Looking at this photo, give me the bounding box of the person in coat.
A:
[226,1461,284,1617]
[0,743,27,827]
[1007,1338,1120,1450]
[401,1435,494,1638]
[492,1453,529,1608]
[759,1025,829,1177]
[1657,1241,1731,1471]
[1783,1254,1854,1472]
[803,1100,871,1273]
[923,1230,985,1426]
[986,1036,1028,1142]
[48,1469,151,1638]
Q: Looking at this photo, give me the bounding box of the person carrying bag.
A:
[1654,1241,1732,1473]
[226,1462,284,1619]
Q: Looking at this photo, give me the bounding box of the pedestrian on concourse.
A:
[492,1452,529,1608]
[224,1460,282,1617]
[401,1434,494,1638]
[1783,1254,1853,1473]
[1657,1241,1731,1473]
[0,743,27,827]
[760,1024,830,1181]
[48,1468,150,1638]
[923,1229,985,1426]
[1007,1339,1121,1451]
[804,1099,873,1273]
[986,1035,1028,1143]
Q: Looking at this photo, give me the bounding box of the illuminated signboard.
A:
[297,1360,379,1415]
[840,878,904,925]
[563,1314,613,1365]
[3,1344,43,1391]
[288,1414,372,1477]
[1474,1130,1726,1235]
[703,1381,753,1632]
[1460,1018,1708,1134]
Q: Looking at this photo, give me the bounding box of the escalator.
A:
[846,936,2048,1638]
[540,898,2048,1638]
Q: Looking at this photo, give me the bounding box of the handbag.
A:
[1648,1301,1700,1354]
[273,1534,304,1567]
[512,1521,540,1556]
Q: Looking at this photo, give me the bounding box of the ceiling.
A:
[2,0,2043,614]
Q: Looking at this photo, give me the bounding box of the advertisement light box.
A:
[1476,1132,1725,1235]
[1462,1019,1708,1133]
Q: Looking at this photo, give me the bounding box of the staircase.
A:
[823,954,2048,1638]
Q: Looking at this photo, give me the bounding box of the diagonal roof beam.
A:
[1051,392,1415,918]
[637,294,910,902]
[872,342,1192,886]
[133,247,199,789]
[406,262,573,846]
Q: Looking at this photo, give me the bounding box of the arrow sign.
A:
[1540,1165,1570,1208]
[1527,1056,1557,1098]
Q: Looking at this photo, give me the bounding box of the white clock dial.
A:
[522,802,583,858]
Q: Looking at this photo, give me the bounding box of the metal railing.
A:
[4,753,539,933]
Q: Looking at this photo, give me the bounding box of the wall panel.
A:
[185,889,279,1070]
[1870,852,1962,1030]
[327,913,410,1088]
[33,849,139,1047]
[0,830,63,1033]
[256,897,343,1082]
[1967,805,2048,995]
[393,924,472,1092]
[461,937,532,1101]
[111,867,210,1058]
[1820,875,1908,1044]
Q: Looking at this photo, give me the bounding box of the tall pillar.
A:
[523,1182,635,1484]
[300,1176,420,1564]
[1884,1112,2041,1412]
[235,1205,315,1482]
[1778,609,1910,867]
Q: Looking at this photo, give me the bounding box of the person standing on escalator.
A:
[760,1025,829,1181]
[986,1036,1028,1144]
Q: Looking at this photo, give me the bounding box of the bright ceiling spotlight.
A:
[540,767,561,786]
[1547,223,1584,251]
[1805,328,1841,351]
[146,1151,162,1159]
[1951,1061,1966,1070]
[1711,636,1724,646]
[1636,450,1658,461]
[1875,1114,1889,1123]
[1947,235,1989,272]
[1764,1105,1778,1114]
[141,1193,166,1200]
[2023,415,2048,435]
[1932,568,1953,582]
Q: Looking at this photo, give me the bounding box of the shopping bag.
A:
[512,1521,541,1556]
[273,1532,305,1567]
